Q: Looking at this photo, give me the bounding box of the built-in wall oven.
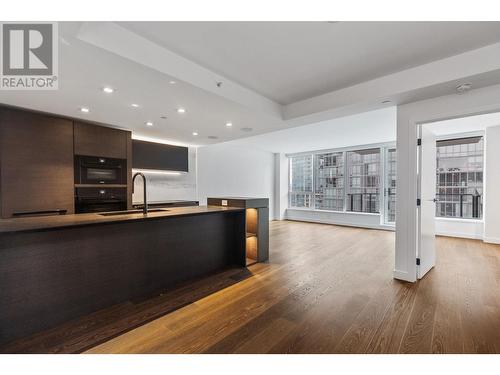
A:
[74,155,127,185]
[75,187,127,213]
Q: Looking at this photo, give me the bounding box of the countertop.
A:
[132,200,198,207]
[0,205,244,234]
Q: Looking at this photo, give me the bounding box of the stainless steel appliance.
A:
[74,155,127,185]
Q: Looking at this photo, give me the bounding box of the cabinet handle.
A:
[12,209,68,217]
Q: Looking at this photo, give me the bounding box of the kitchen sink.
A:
[99,209,169,216]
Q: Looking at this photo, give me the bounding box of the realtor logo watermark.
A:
[0,22,58,90]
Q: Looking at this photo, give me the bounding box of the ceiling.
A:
[120,21,500,104]
[227,107,397,154]
[1,21,500,147]
[428,111,500,136]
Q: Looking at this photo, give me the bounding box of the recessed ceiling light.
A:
[192,132,198,136]
[169,80,176,84]
[382,100,391,104]
[208,135,218,139]
[145,121,153,127]
[177,108,186,114]
[241,127,253,132]
[102,87,114,94]
[80,107,90,113]
[131,103,140,108]
[226,122,233,127]
[160,116,167,119]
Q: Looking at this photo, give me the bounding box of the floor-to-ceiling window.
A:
[314,152,344,211]
[385,148,397,223]
[288,145,387,215]
[346,148,380,213]
[289,154,313,208]
[436,136,483,219]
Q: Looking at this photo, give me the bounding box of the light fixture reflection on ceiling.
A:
[177,108,186,114]
[80,107,90,113]
[145,121,154,126]
[102,87,114,94]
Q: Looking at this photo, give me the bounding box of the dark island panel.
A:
[0,210,246,346]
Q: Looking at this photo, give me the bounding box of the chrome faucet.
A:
[132,172,148,215]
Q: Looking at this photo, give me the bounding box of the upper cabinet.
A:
[0,108,75,218]
[74,122,129,159]
[132,139,188,172]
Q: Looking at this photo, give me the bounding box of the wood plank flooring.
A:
[85,220,500,354]
[2,220,499,353]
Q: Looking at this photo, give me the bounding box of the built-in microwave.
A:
[74,155,127,185]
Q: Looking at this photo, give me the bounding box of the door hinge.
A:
[416,258,421,266]
[416,198,421,206]
[417,138,422,146]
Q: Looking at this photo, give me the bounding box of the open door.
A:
[417,125,437,279]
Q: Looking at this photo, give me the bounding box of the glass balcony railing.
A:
[435,193,482,219]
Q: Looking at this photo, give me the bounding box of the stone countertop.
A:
[0,205,243,234]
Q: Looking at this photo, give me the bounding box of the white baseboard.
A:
[483,236,500,244]
[393,269,416,283]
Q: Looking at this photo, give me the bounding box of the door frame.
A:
[394,83,500,283]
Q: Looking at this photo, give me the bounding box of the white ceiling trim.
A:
[283,42,500,121]
[76,22,282,119]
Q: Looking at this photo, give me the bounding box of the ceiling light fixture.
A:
[456,83,472,95]
[226,122,233,127]
[382,100,391,104]
[177,108,186,114]
[169,80,176,84]
[192,132,198,136]
[131,103,140,108]
[102,87,114,94]
[241,127,253,132]
[145,121,154,127]
[80,107,90,113]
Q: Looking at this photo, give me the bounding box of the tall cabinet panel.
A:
[0,108,75,218]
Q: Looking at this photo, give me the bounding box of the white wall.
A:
[435,218,484,240]
[132,147,197,203]
[286,210,387,230]
[197,142,275,219]
[484,124,500,244]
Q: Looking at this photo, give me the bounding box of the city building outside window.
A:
[346,148,380,213]
[289,155,313,208]
[314,152,344,211]
[436,136,483,219]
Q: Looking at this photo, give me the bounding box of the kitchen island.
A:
[0,206,246,346]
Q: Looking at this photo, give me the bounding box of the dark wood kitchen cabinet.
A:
[0,108,75,218]
[74,121,128,159]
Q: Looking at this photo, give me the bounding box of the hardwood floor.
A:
[82,220,500,354]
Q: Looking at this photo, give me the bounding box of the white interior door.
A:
[417,125,437,279]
